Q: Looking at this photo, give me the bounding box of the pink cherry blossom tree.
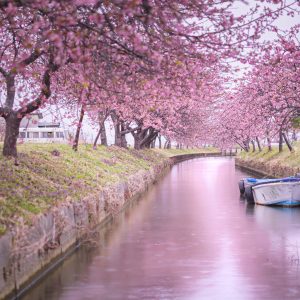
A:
[217,37,300,152]
[1,0,299,156]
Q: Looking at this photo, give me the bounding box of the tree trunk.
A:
[279,130,283,152]
[111,112,126,148]
[93,126,102,149]
[93,123,107,149]
[133,129,143,150]
[111,113,121,147]
[3,112,22,157]
[242,140,249,152]
[143,132,157,149]
[166,140,171,149]
[164,139,169,149]
[158,134,162,149]
[282,132,294,152]
[120,123,127,148]
[133,130,140,150]
[133,127,157,150]
[100,124,107,146]
[114,122,122,147]
[72,105,85,152]
[251,140,256,152]
[267,137,272,152]
[93,111,108,149]
[150,137,156,148]
[256,137,262,152]
[292,130,297,141]
[114,123,127,147]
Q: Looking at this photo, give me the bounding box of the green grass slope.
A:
[0,144,166,233]
[239,143,300,168]
[0,143,215,234]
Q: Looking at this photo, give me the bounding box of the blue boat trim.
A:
[244,177,300,187]
[258,199,300,207]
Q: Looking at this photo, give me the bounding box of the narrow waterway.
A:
[21,157,300,300]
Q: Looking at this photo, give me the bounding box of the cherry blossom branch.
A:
[17,48,43,68]
[0,66,8,78]
[17,60,59,116]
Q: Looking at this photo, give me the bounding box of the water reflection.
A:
[20,157,300,300]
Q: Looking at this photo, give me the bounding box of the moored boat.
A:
[239,176,300,206]
[238,178,279,194]
[252,181,300,206]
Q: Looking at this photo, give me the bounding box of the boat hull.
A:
[252,182,300,207]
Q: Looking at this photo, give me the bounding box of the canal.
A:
[20,157,300,299]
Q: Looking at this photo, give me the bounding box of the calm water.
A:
[21,157,300,300]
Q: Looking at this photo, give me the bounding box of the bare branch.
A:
[16,48,43,70]
[17,59,59,116]
[0,66,8,78]
[120,126,142,135]
[0,0,32,9]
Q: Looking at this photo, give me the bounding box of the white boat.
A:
[252,181,300,206]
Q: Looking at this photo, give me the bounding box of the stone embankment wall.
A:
[0,152,222,300]
[235,157,300,178]
[0,159,173,300]
[169,152,222,164]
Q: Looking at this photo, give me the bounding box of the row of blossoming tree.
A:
[216,34,300,153]
[0,0,299,157]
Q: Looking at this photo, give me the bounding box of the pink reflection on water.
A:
[21,158,300,300]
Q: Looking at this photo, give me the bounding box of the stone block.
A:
[0,233,14,299]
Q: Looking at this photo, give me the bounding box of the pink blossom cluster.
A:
[0,0,299,155]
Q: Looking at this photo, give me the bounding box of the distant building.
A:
[19,113,69,143]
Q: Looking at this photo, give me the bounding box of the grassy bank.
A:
[237,143,300,177]
[239,143,300,168]
[0,144,215,235]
